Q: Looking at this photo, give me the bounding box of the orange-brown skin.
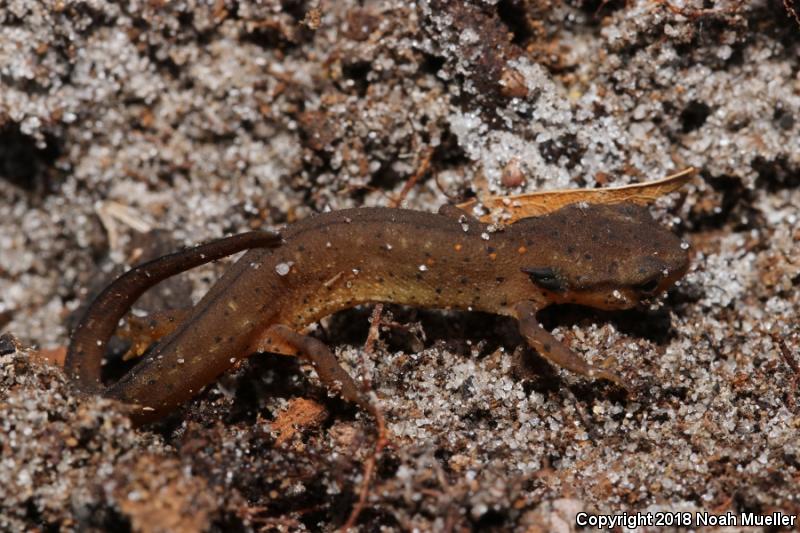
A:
[66,203,688,421]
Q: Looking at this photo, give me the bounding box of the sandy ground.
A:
[1,0,799,531]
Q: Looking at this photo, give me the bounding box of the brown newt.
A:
[65,203,689,422]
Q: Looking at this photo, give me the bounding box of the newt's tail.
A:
[65,231,282,394]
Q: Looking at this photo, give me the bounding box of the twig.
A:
[95,200,152,254]
[341,401,389,531]
[390,147,434,208]
[784,0,800,26]
[340,304,389,531]
[363,304,384,357]
[560,386,601,442]
[773,334,799,411]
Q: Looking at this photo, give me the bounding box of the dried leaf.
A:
[31,346,67,367]
[271,397,328,446]
[457,167,695,224]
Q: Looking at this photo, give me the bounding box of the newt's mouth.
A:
[565,288,639,310]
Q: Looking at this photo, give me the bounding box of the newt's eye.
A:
[522,267,565,292]
[636,278,660,295]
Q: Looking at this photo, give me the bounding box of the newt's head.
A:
[516,203,689,310]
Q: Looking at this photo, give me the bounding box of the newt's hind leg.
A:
[118,308,191,360]
[514,301,630,391]
[262,324,374,415]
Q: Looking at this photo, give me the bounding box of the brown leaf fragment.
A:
[30,346,67,367]
[457,167,695,224]
[271,397,328,446]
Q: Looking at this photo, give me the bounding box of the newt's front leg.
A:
[514,301,630,390]
[264,325,375,415]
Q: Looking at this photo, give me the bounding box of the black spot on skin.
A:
[228,336,234,343]
[543,343,551,353]
[460,277,469,285]
[416,273,423,281]
[496,277,505,284]
[435,287,442,294]
[487,246,496,254]
[584,253,592,260]
[377,276,385,283]
[500,300,507,306]
[566,245,575,254]
[214,336,222,343]
[298,245,305,252]
[223,310,230,317]
[424,251,431,257]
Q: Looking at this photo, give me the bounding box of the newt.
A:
[65,202,689,423]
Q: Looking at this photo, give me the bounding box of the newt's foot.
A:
[515,300,632,392]
[585,365,632,393]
